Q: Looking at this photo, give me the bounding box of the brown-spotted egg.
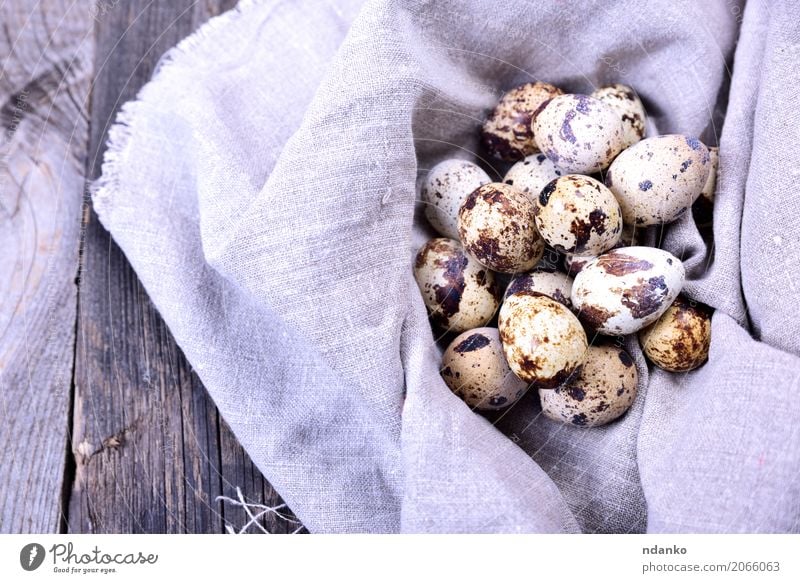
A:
[534,175,622,256]
[414,238,500,333]
[481,81,563,161]
[498,291,587,387]
[421,159,491,239]
[563,224,637,276]
[532,94,626,174]
[605,135,710,226]
[571,247,685,335]
[639,295,712,372]
[441,327,529,410]
[503,153,562,201]
[539,345,638,427]
[591,84,646,148]
[458,182,544,273]
[504,268,574,309]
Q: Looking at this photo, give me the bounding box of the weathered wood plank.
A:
[0,1,93,533]
[70,0,302,533]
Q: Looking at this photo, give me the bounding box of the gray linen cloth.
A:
[93,0,800,533]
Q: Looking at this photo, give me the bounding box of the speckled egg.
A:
[591,84,646,148]
[563,253,593,277]
[458,182,544,273]
[441,327,529,410]
[503,153,562,201]
[532,94,626,174]
[481,81,563,161]
[498,291,587,387]
[534,175,622,256]
[539,345,638,427]
[563,225,636,276]
[571,247,685,335]
[421,159,492,239]
[639,295,712,372]
[693,146,718,227]
[504,268,574,308]
[605,134,711,226]
[414,238,500,333]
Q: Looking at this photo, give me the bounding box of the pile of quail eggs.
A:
[414,82,717,428]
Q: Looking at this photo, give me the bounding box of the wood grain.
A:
[68,0,302,533]
[0,1,93,533]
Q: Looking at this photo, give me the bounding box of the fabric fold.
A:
[93,0,799,533]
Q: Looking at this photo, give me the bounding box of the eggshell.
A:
[441,327,529,410]
[563,224,636,276]
[693,146,718,227]
[532,94,626,174]
[639,295,712,372]
[414,238,500,333]
[458,182,544,273]
[563,252,594,277]
[481,81,563,161]
[605,134,711,226]
[504,268,574,308]
[591,84,646,148]
[421,159,492,239]
[503,153,562,201]
[534,175,622,256]
[539,345,638,427]
[498,291,587,387]
[571,247,685,335]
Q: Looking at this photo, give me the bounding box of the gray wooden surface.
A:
[1,0,303,534]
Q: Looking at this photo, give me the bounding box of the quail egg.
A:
[503,153,562,201]
[498,291,587,387]
[591,84,646,148]
[571,247,685,335]
[421,159,492,239]
[605,135,710,226]
[481,81,563,161]
[563,224,636,276]
[458,182,545,273]
[639,295,712,372]
[533,94,626,174]
[534,175,622,256]
[504,268,574,308]
[441,327,529,410]
[414,238,500,333]
[539,344,638,427]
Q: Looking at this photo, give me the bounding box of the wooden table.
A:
[0,0,302,534]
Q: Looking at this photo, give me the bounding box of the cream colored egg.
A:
[534,175,622,256]
[481,81,563,161]
[639,295,712,372]
[563,252,594,277]
[498,291,587,387]
[539,345,638,427]
[413,238,500,333]
[504,268,574,308]
[421,159,492,239]
[605,134,711,226]
[571,247,685,335]
[533,94,626,174]
[563,225,636,276]
[441,327,529,410]
[591,84,647,148]
[503,153,562,201]
[458,182,544,273]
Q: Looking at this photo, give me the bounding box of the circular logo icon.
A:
[20,543,46,571]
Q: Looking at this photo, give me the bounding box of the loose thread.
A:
[216,486,302,534]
